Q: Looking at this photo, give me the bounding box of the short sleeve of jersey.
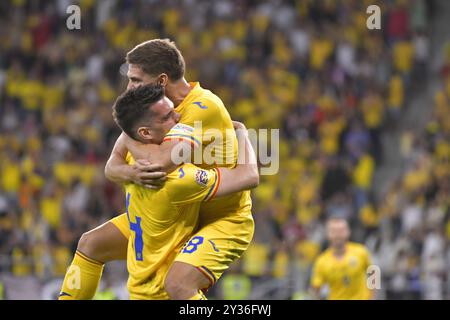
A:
[310,256,325,289]
[165,163,221,205]
[163,123,202,148]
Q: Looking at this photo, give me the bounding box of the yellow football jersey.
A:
[123,83,254,296]
[172,82,238,169]
[125,163,221,300]
[311,242,372,300]
[168,82,252,225]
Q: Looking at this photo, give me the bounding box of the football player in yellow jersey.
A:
[310,217,374,300]
[111,84,257,299]
[59,39,254,300]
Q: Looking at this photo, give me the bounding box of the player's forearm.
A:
[105,133,133,184]
[149,141,182,174]
[125,138,179,174]
[104,154,134,184]
[216,130,259,197]
[234,129,259,188]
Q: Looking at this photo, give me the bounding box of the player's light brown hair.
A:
[326,216,350,227]
[126,39,185,81]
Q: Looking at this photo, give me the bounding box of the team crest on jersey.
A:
[195,169,209,187]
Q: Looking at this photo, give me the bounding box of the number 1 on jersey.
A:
[126,193,144,261]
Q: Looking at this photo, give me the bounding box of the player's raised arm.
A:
[104,133,132,184]
[123,124,195,175]
[214,121,259,197]
[167,122,258,206]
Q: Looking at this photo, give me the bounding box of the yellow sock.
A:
[188,291,207,300]
[58,250,104,300]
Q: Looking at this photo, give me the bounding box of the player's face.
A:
[326,219,350,248]
[145,97,180,144]
[127,64,158,90]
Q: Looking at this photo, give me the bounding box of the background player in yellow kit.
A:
[59,39,254,300]
[310,217,374,300]
[113,84,258,299]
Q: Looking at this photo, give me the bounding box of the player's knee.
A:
[77,230,103,262]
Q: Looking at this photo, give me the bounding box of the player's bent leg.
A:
[58,214,130,300]
[77,218,129,262]
[164,261,211,300]
[166,214,254,300]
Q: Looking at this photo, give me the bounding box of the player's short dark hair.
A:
[112,84,164,140]
[126,39,185,81]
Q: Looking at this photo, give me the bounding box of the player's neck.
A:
[332,244,347,258]
[166,78,192,107]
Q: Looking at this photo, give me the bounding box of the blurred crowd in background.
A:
[0,0,449,299]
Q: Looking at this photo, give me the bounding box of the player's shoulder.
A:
[195,85,225,109]
[182,83,232,128]
[347,242,369,255]
[166,164,194,184]
[163,165,194,198]
[315,248,332,264]
[164,122,203,150]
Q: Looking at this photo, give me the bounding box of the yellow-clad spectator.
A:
[272,244,289,279]
[310,35,334,70]
[52,245,71,277]
[393,41,415,73]
[12,247,32,277]
[352,153,375,190]
[388,74,404,111]
[296,240,321,266]
[220,273,252,300]
[361,93,384,129]
[242,242,269,277]
[1,157,21,193]
[359,204,379,228]
[32,242,48,279]
[40,187,63,229]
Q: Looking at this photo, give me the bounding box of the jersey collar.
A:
[175,82,202,113]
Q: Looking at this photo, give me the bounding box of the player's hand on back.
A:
[131,160,167,189]
[232,121,249,140]
[232,120,246,131]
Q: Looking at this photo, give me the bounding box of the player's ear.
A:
[137,127,153,141]
[158,74,169,87]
